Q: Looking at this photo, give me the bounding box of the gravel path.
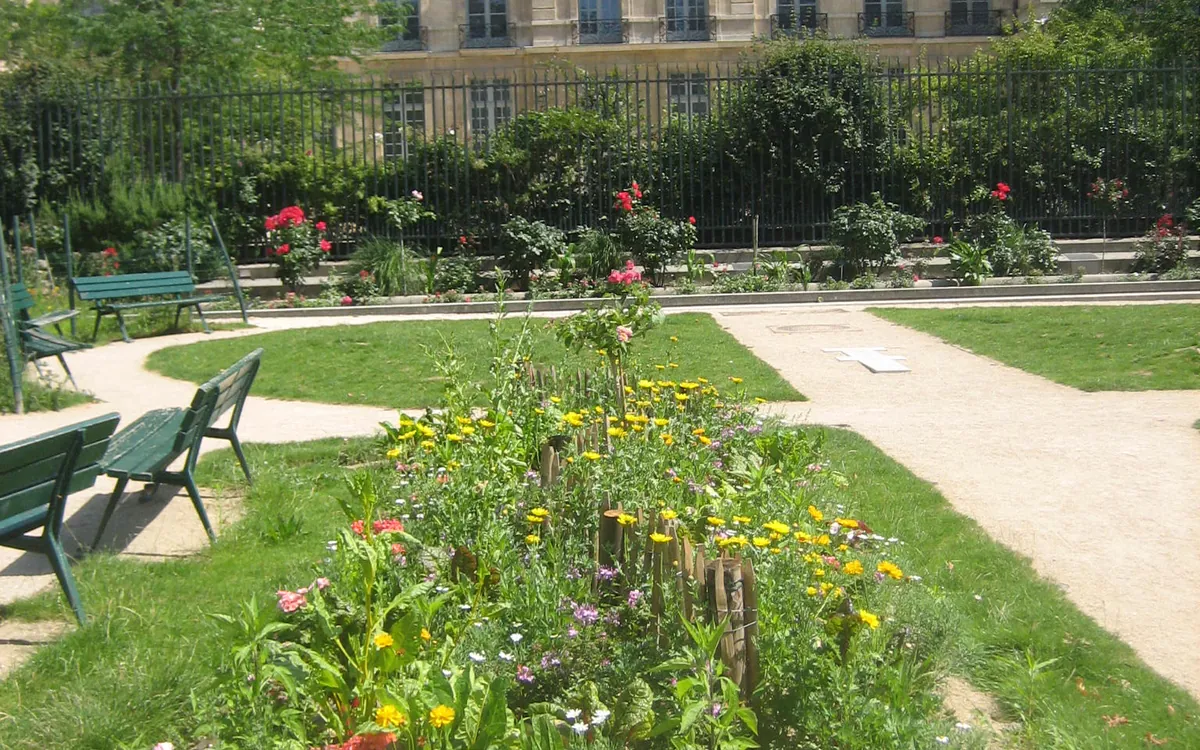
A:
[714,305,1200,699]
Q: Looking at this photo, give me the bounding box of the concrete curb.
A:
[205,279,1200,319]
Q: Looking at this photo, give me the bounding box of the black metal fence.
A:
[3,58,1198,261]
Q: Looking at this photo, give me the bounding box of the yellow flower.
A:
[698,435,712,446]
[808,505,824,522]
[815,534,831,546]
[794,531,812,543]
[594,406,605,414]
[660,433,674,446]
[844,560,864,576]
[638,379,654,389]
[718,535,748,549]
[446,433,464,442]
[429,704,456,728]
[814,568,825,577]
[526,514,545,524]
[755,397,767,404]
[549,396,562,404]
[374,632,395,649]
[460,425,476,436]
[650,532,672,544]
[456,416,473,425]
[763,520,790,536]
[669,336,679,342]
[534,408,545,415]
[479,419,496,428]
[583,451,602,461]
[596,349,607,356]
[564,412,585,427]
[697,377,708,384]
[674,393,689,402]
[386,448,401,460]
[837,544,849,552]
[657,380,674,388]
[655,364,665,370]
[732,515,751,524]
[636,400,651,408]
[398,430,417,441]
[608,427,628,439]
[729,376,743,384]
[530,507,550,518]
[660,508,678,521]
[877,561,904,580]
[752,536,770,548]
[858,610,880,629]
[819,581,833,594]
[376,704,406,728]
[420,628,432,641]
[420,440,435,450]
[680,381,700,391]
[692,427,706,436]
[668,362,679,369]
[806,586,817,596]
[417,424,435,438]
[834,518,859,529]
[654,418,669,427]
[525,534,540,545]
[624,386,634,395]
[616,513,637,527]
[706,516,725,527]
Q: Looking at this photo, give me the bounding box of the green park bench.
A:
[8,282,89,387]
[71,271,227,343]
[0,413,122,624]
[92,348,262,550]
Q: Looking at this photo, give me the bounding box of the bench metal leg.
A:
[92,477,129,551]
[113,310,132,343]
[56,354,78,389]
[173,305,183,330]
[193,304,212,334]
[44,532,85,625]
[229,433,253,484]
[182,473,216,543]
[90,310,104,342]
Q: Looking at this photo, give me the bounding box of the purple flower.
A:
[540,653,562,669]
[604,610,621,626]
[567,626,579,638]
[573,602,600,626]
[595,566,618,582]
[516,665,535,683]
[627,589,643,608]
[711,703,722,717]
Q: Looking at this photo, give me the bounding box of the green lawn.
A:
[145,313,804,407]
[873,304,1200,391]
[2,430,1196,748]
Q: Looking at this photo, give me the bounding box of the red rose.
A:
[316,221,327,232]
[359,269,369,278]
[341,295,354,306]
[112,261,120,270]
[932,236,944,245]
[459,235,467,245]
[631,181,642,199]
[102,247,117,257]
[277,244,290,256]
[688,216,696,225]
[320,239,332,252]
[278,206,306,226]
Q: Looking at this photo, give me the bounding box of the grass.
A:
[873,304,1200,391]
[1,431,1196,748]
[145,313,804,407]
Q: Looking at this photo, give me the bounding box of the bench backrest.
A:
[202,348,263,429]
[0,413,121,539]
[7,283,35,317]
[72,271,196,302]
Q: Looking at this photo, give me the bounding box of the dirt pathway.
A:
[714,305,1200,699]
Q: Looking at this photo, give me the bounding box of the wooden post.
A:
[538,443,559,488]
[679,537,694,620]
[741,557,760,700]
[727,559,746,689]
[597,508,625,583]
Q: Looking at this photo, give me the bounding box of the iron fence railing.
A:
[770,10,829,35]
[3,61,1198,261]
[859,11,916,37]
[944,9,1004,36]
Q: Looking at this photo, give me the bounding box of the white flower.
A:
[394,498,406,505]
[974,594,983,601]
[325,541,338,551]
[934,737,949,745]
[591,709,610,726]
[435,586,449,593]
[442,669,453,678]
[153,744,175,750]
[565,709,582,720]
[510,633,523,644]
[571,722,588,735]
[469,652,485,663]
[459,604,472,611]
[829,522,841,536]
[498,651,514,662]
[955,722,972,732]
[373,132,384,141]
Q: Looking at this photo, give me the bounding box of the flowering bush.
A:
[498,217,567,283]
[264,205,331,291]
[612,182,697,284]
[1134,213,1188,273]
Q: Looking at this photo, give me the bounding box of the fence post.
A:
[0,230,23,414]
[63,213,75,337]
[185,214,194,278]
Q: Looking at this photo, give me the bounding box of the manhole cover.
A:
[770,324,857,334]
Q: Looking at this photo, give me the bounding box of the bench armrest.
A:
[24,309,80,329]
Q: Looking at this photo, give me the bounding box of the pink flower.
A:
[315,577,330,590]
[373,518,405,535]
[277,589,307,613]
[627,589,643,607]
[316,221,327,232]
[411,190,423,201]
[391,542,405,557]
[516,665,535,683]
[932,236,944,245]
[688,216,696,225]
[351,520,365,536]
[320,239,332,252]
[341,295,354,306]
[631,181,642,199]
[616,325,633,343]
[607,270,623,284]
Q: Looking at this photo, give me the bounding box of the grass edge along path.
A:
[871,304,1200,392]
[145,313,804,408]
[0,431,1196,748]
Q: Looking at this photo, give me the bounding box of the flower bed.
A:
[200,313,961,750]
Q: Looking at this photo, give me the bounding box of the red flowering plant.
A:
[264,205,331,291]
[99,246,121,276]
[1088,177,1131,270]
[612,181,697,284]
[1134,213,1187,273]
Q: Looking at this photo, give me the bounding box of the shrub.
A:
[575,226,623,281]
[1134,214,1188,273]
[612,182,697,283]
[263,206,331,291]
[498,217,567,282]
[948,237,992,286]
[345,238,425,297]
[131,218,225,281]
[829,194,925,277]
[434,255,480,293]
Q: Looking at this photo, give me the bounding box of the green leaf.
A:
[680,700,707,734]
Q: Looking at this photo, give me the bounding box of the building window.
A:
[668,73,709,118]
[861,0,911,36]
[579,0,623,44]
[946,0,999,35]
[470,80,511,137]
[776,0,821,32]
[665,0,708,42]
[466,0,509,48]
[381,1,421,51]
[382,84,425,159]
